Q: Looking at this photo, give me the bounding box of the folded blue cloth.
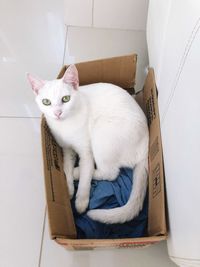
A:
[71,168,148,239]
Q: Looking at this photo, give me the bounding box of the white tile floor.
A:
[0,118,45,267]
[0,0,176,266]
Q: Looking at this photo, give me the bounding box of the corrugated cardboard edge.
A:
[55,236,166,250]
[143,68,167,236]
[57,54,137,94]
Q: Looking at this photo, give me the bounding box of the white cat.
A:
[27,65,149,224]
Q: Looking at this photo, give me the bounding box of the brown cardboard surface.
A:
[41,118,76,239]
[58,54,137,94]
[55,236,166,250]
[143,69,167,236]
[41,55,167,250]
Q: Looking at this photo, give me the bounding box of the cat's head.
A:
[27,65,79,120]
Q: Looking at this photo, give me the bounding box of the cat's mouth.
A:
[55,115,62,120]
[54,110,63,120]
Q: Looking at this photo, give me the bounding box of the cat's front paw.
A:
[75,195,89,214]
[67,181,74,199]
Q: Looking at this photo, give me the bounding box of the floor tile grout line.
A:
[91,0,94,27]
[38,206,47,267]
[62,24,69,66]
[68,24,146,33]
[0,116,41,119]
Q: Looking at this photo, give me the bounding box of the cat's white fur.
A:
[28,65,149,224]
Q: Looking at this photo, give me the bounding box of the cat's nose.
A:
[54,110,62,118]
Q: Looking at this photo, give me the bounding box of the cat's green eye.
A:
[42,98,51,106]
[62,95,70,103]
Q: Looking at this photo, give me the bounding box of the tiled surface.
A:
[41,220,176,267]
[64,0,93,27]
[63,0,148,30]
[65,26,148,91]
[0,118,45,267]
[0,0,66,117]
[93,0,149,30]
[66,26,148,64]
[40,215,75,267]
[0,1,65,266]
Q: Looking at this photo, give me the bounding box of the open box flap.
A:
[58,54,137,94]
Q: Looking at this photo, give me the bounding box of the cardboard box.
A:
[41,55,167,250]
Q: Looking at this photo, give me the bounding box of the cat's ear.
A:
[62,65,79,90]
[27,73,45,95]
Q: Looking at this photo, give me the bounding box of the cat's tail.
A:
[87,158,148,224]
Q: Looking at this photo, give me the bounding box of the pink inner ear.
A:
[27,73,45,94]
[62,65,79,90]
